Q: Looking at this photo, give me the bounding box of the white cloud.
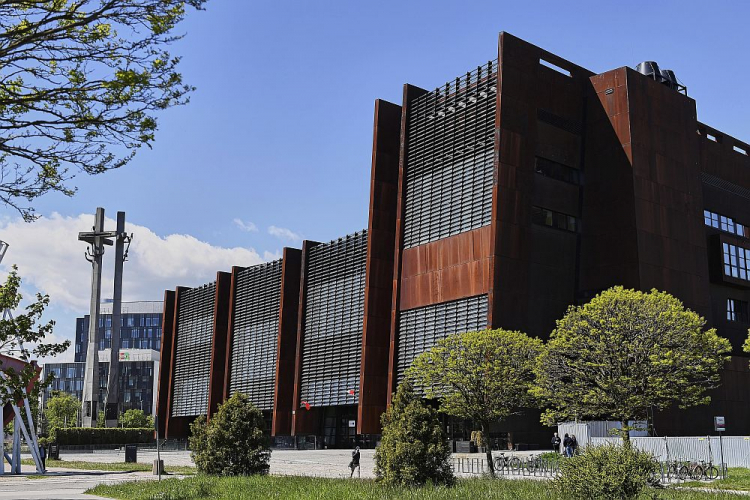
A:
[233,218,258,232]
[0,212,269,313]
[268,225,302,243]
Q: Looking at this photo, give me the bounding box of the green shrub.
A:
[554,443,659,499]
[53,427,154,445]
[374,379,454,486]
[118,409,154,428]
[188,393,270,476]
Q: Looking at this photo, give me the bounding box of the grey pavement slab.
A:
[0,466,158,500]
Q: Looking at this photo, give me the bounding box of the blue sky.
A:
[2,0,749,360]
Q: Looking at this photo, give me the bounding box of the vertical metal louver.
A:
[228,260,283,410]
[396,295,488,382]
[171,282,216,417]
[299,231,367,407]
[403,61,497,248]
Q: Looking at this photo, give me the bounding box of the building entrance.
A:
[321,405,357,448]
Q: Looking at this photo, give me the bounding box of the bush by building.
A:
[188,393,270,476]
[554,443,659,499]
[374,379,454,486]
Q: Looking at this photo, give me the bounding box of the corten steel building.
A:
[158,32,750,445]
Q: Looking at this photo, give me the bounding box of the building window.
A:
[532,206,578,232]
[535,157,581,184]
[705,210,748,237]
[727,298,749,322]
[723,243,750,280]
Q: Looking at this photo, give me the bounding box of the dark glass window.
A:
[531,206,578,232]
[705,210,748,237]
[723,243,750,281]
[727,298,749,322]
[535,157,580,184]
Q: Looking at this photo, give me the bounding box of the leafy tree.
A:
[0,0,206,220]
[118,408,153,428]
[45,390,79,431]
[188,393,270,476]
[744,330,750,364]
[374,378,454,486]
[534,287,732,444]
[408,329,543,476]
[0,266,68,412]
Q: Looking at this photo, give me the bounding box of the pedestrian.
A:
[551,432,561,454]
[38,442,46,470]
[562,433,572,458]
[570,434,578,456]
[349,446,361,478]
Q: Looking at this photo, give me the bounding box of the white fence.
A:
[588,436,750,468]
[556,422,750,468]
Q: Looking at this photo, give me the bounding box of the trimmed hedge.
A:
[54,427,154,445]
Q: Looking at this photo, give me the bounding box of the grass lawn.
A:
[682,467,750,492]
[21,458,196,475]
[87,475,747,500]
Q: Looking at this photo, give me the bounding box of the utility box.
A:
[48,443,60,460]
[125,444,137,463]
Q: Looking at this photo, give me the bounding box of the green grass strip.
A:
[681,467,750,492]
[86,475,747,500]
[20,458,196,475]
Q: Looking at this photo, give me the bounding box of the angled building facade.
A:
[158,32,750,445]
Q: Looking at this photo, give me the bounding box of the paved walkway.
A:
[0,465,159,500]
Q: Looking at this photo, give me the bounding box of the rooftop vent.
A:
[635,61,687,95]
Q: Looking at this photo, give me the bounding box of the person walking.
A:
[349,446,361,478]
[551,432,562,454]
[562,433,572,458]
[570,435,578,456]
[38,442,46,470]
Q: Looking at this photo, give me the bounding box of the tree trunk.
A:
[621,420,631,448]
[482,422,495,477]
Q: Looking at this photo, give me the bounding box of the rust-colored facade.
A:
[158,32,750,444]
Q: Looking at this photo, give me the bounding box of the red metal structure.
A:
[1,353,40,427]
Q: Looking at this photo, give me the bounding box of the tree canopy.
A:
[407,328,543,475]
[374,378,454,486]
[533,286,731,441]
[0,0,206,220]
[118,408,153,428]
[45,390,79,430]
[0,266,67,405]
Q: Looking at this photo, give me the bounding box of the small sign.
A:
[714,416,726,432]
[119,351,130,361]
[348,420,356,428]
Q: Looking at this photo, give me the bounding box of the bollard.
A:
[152,459,164,475]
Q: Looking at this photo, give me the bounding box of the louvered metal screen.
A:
[228,260,282,410]
[171,282,216,417]
[396,295,488,382]
[299,231,367,407]
[537,108,583,136]
[403,61,497,249]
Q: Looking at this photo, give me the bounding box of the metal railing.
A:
[451,454,726,484]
